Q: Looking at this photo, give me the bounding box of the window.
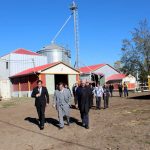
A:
[6,62,9,69]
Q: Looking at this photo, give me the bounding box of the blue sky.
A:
[0,0,150,66]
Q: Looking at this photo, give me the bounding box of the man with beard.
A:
[77,81,92,129]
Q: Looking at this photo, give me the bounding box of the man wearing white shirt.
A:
[94,84,104,109]
[31,80,49,130]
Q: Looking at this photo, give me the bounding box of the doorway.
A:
[54,74,68,89]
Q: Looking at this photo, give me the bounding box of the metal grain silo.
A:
[37,43,71,65]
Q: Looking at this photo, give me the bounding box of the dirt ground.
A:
[0,92,150,150]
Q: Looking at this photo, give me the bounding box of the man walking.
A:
[103,84,110,109]
[109,84,114,97]
[72,83,78,108]
[118,83,123,97]
[31,80,49,130]
[94,84,104,109]
[53,82,71,129]
[77,81,92,129]
[123,82,129,97]
[86,81,94,108]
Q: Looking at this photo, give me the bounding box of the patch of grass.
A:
[0,98,33,109]
[144,141,150,145]
[2,102,16,108]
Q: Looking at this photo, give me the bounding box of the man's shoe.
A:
[85,125,89,129]
[40,126,44,130]
[59,126,64,130]
[66,120,70,126]
[67,122,70,126]
[82,123,85,127]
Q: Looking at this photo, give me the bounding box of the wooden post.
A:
[148,75,150,90]
[28,76,31,97]
[18,78,21,97]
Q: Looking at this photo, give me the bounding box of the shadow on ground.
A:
[129,94,150,100]
[24,117,40,128]
[0,119,99,150]
[24,117,83,128]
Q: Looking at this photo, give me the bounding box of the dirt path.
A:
[0,93,150,150]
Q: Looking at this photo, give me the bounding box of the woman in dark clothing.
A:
[77,81,92,129]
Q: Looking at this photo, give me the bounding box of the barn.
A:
[79,64,120,85]
[79,64,136,90]
[10,62,80,97]
[107,74,136,90]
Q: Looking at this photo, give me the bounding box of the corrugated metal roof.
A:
[13,48,40,56]
[107,74,126,81]
[10,62,79,78]
[79,64,106,73]
[10,62,59,77]
[39,43,65,51]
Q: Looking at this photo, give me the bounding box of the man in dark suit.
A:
[103,84,110,109]
[77,81,92,129]
[31,80,49,130]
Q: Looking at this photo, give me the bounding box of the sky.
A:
[0,0,150,67]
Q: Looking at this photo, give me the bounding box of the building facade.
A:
[79,64,136,90]
[10,62,79,97]
[0,48,47,99]
[79,64,119,85]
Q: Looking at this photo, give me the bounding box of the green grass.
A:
[144,141,150,145]
[1,102,16,108]
[0,97,33,109]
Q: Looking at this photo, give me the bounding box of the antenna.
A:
[70,1,80,69]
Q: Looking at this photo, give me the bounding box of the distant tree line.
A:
[119,19,150,83]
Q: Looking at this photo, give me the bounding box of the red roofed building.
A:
[0,48,47,99]
[12,48,41,56]
[79,64,106,73]
[10,62,79,97]
[106,74,126,81]
[79,64,120,85]
[79,64,136,90]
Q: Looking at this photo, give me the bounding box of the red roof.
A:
[107,74,126,81]
[12,48,40,56]
[10,62,59,77]
[79,64,106,73]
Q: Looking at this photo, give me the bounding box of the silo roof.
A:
[41,43,65,50]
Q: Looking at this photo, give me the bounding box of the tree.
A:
[120,19,150,83]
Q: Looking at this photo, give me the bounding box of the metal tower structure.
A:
[51,1,80,69]
[70,1,79,69]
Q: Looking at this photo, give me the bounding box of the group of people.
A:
[73,83,111,111]
[31,79,128,131]
[118,82,129,97]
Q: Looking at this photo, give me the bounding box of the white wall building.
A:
[0,48,47,99]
